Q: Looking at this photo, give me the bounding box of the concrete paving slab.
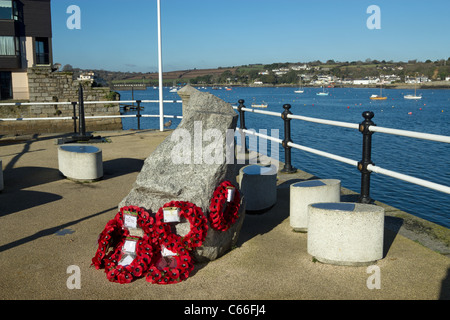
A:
[0,130,448,301]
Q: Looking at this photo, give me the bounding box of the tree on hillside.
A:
[62,64,73,72]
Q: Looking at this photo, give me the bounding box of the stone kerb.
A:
[289,179,341,232]
[120,85,245,262]
[307,202,385,266]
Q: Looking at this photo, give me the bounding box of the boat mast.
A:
[157,0,164,131]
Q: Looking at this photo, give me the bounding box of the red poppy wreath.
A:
[146,234,194,285]
[209,181,241,231]
[104,235,155,284]
[91,206,156,283]
[154,200,208,251]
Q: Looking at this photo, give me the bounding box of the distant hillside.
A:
[68,67,238,87]
[68,58,450,88]
[125,67,238,81]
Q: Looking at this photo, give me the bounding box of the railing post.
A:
[78,83,87,138]
[358,111,375,203]
[71,101,77,134]
[281,104,297,173]
[237,99,247,153]
[136,100,142,130]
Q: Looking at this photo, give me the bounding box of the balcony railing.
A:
[35,53,49,65]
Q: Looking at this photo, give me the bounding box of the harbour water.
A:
[118,86,450,228]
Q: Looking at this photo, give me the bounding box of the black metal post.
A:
[78,84,86,138]
[358,111,375,203]
[281,104,297,173]
[237,99,247,152]
[136,100,142,130]
[71,101,77,134]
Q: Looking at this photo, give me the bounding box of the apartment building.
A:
[0,0,52,100]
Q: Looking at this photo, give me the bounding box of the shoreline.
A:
[245,82,450,90]
[112,83,450,92]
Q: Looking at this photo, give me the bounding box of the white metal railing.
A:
[239,107,282,118]
[232,105,450,144]
[0,101,73,106]
[288,114,360,130]
[287,141,360,167]
[1,100,449,196]
[239,128,283,144]
[233,104,450,196]
[367,164,450,194]
[0,100,182,122]
[368,125,450,143]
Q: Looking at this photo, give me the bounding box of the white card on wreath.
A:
[128,227,144,238]
[161,245,176,257]
[163,207,180,223]
[124,213,137,229]
[118,254,134,266]
[123,239,137,254]
[226,186,235,202]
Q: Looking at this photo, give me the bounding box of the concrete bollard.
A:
[238,164,277,212]
[289,179,341,232]
[0,159,3,191]
[58,144,103,182]
[307,202,384,266]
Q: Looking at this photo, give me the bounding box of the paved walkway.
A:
[0,130,448,301]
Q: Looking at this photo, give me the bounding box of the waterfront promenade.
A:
[0,130,449,300]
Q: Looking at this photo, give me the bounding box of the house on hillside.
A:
[0,0,53,100]
[77,71,96,83]
[353,77,379,85]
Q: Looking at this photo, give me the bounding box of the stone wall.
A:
[0,67,122,135]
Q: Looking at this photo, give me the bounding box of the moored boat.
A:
[251,102,268,108]
[404,94,422,100]
[370,94,387,100]
[370,77,387,100]
[316,86,329,96]
[404,79,422,100]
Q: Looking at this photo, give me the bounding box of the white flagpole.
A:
[157,0,164,131]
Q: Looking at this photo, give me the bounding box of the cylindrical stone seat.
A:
[290,179,341,232]
[58,144,103,181]
[307,202,384,266]
[238,164,277,212]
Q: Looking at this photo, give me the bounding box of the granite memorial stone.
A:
[120,86,245,262]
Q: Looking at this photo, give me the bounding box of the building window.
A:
[0,71,12,100]
[35,37,50,65]
[0,0,18,20]
[0,36,17,55]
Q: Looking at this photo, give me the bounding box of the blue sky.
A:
[51,0,450,72]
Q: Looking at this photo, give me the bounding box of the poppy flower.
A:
[132,266,143,278]
[209,181,240,231]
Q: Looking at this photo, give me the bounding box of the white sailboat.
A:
[251,101,268,108]
[294,77,304,93]
[370,78,387,100]
[404,79,422,100]
[316,86,329,96]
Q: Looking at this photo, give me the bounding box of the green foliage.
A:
[95,58,450,87]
